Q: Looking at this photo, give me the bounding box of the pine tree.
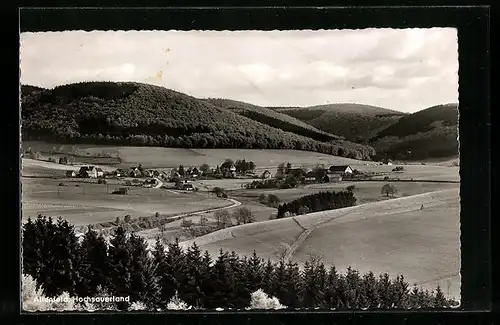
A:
[152,237,169,308]
[163,238,187,303]
[206,249,234,308]
[128,233,157,305]
[321,265,339,309]
[270,259,288,305]
[228,251,249,308]
[433,285,447,308]
[261,259,275,295]
[377,273,393,308]
[32,216,57,297]
[392,275,410,308]
[281,260,301,308]
[335,274,354,309]
[197,250,213,308]
[409,284,421,308]
[75,226,109,297]
[344,267,363,309]
[180,242,205,308]
[300,259,325,308]
[50,217,81,297]
[141,253,162,310]
[108,226,132,310]
[22,217,39,279]
[361,271,380,309]
[243,251,264,293]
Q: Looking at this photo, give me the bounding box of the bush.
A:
[166,292,192,310]
[249,289,286,310]
[124,215,131,223]
[214,210,231,229]
[258,193,267,204]
[97,179,107,184]
[181,219,194,228]
[22,274,76,311]
[232,207,255,225]
[381,184,398,197]
[48,157,56,163]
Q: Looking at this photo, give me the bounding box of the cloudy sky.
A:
[20,28,458,113]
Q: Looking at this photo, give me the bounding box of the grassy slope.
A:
[21,82,374,159]
[204,98,341,142]
[183,188,460,299]
[22,142,370,169]
[273,103,406,142]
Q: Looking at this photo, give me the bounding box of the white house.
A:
[78,166,99,178]
[261,170,272,179]
[328,165,353,174]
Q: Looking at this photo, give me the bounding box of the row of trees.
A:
[22,215,457,310]
[277,191,357,218]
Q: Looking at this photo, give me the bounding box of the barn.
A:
[328,165,353,174]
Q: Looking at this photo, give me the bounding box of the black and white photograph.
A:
[20,27,461,311]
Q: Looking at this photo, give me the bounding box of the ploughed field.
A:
[182,188,461,300]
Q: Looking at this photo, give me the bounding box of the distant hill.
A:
[20,82,375,160]
[204,98,342,142]
[369,103,459,161]
[272,103,406,142]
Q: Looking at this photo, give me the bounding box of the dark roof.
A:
[329,165,351,172]
[287,168,306,175]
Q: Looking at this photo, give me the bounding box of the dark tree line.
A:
[22,215,457,310]
[21,82,375,160]
[277,191,357,218]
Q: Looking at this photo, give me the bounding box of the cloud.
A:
[19,29,458,112]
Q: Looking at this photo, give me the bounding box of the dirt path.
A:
[138,197,242,240]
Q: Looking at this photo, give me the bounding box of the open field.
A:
[232,181,459,205]
[181,188,460,300]
[23,141,366,169]
[21,177,230,226]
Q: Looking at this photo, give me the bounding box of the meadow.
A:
[181,188,461,300]
[23,141,364,169]
[22,176,229,226]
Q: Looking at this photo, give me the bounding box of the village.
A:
[60,155,394,194]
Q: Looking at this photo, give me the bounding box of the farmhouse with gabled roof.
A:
[328,165,353,174]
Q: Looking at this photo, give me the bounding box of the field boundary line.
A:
[291,217,306,231]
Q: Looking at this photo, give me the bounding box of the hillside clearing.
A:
[23,143,366,169]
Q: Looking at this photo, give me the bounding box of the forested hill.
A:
[369,103,459,160]
[20,82,375,160]
[203,98,341,142]
[272,103,406,143]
